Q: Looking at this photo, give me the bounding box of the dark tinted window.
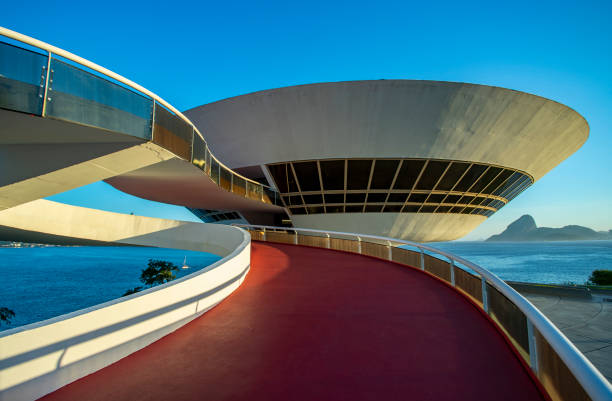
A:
[470,196,488,205]
[345,205,364,213]
[458,195,474,204]
[492,200,505,209]
[283,195,303,206]
[290,207,306,215]
[394,160,425,189]
[454,164,488,192]
[435,162,470,191]
[370,160,400,189]
[387,193,408,203]
[450,206,465,213]
[470,167,502,194]
[415,161,449,190]
[384,205,403,213]
[408,193,428,203]
[495,172,522,197]
[292,161,320,191]
[302,194,323,204]
[444,194,461,203]
[480,198,495,207]
[326,205,344,213]
[426,194,445,203]
[324,193,344,204]
[403,205,420,213]
[365,205,383,212]
[482,169,513,194]
[347,160,372,190]
[268,164,288,193]
[419,205,437,213]
[366,193,387,203]
[320,160,345,190]
[436,206,451,213]
[345,193,366,203]
[268,163,299,193]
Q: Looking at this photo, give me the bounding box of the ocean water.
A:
[0,246,221,331]
[430,240,612,285]
[1,241,611,332]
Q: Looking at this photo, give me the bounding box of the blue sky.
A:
[2,0,611,240]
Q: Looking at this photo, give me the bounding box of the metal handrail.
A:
[235,224,612,401]
[0,26,275,193]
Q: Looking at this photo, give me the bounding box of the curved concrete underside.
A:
[186,80,588,181]
[105,159,281,213]
[39,242,548,401]
[290,212,486,243]
[0,109,282,214]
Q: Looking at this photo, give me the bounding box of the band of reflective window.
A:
[267,159,533,216]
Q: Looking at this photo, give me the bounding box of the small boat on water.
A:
[181,256,190,269]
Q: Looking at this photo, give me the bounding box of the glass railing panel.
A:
[486,283,530,356]
[192,133,206,170]
[46,58,152,139]
[152,103,193,160]
[219,166,232,191]
[233,175,246,196]
[247,182,263,201]
[0,41,47,115]
[205,147,211,175]
[210,157,219,184]
[263,187,276,204]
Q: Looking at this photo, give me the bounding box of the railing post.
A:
[294,230,298,245]
[357,237,362,254]
[527,320,539,375]
[481,277,489,313]
[387,241,393,261]
[41,51,52,117]
[262,227,267,241]
[419,249,425,270]
[449,259,456,286]
[190,127,195,161]
[151,99,156,141]
[326,233,331,249]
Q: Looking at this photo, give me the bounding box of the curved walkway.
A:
[40,242,548,401]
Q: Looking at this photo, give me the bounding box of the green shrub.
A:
[122,259,178,296]
[587,270,612,286]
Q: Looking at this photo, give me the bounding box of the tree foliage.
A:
[140,259,179,286]
[0,307,15,326]
[588,270,612,286]
[122,259,179,297]
[122,287,143,297]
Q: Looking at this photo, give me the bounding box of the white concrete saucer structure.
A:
[185,80,588,241]
[1,26,610,401]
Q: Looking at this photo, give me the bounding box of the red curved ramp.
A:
[40,242,548,401]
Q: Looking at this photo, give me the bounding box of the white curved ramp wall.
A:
[0,201,251,401]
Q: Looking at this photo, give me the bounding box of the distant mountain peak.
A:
[506,214,537,233]
[487,215,612,242]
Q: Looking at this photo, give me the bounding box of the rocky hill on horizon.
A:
[486,215,612,242]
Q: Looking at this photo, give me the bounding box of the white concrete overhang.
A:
[185,80,589,181]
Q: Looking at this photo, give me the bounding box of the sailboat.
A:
[181,256,190,269]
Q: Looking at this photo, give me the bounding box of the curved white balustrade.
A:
[0,202,251,401]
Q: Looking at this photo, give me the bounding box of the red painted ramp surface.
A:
[41,242,548,401]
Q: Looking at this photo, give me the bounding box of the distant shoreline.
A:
[487,215,612,242]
